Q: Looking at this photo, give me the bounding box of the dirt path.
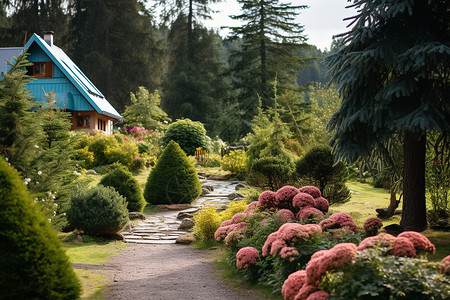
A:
[103,243,272,300]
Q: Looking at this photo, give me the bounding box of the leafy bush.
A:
[100,163,146,212]
[249,156,295,190]
[320,250,450,299]
[221,150,247,174]
[204,153,222,167]
[0,157,80,299]
[161,119,207,156]
[67,185,129,235]
[144,140,202,204]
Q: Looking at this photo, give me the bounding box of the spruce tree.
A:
[326,0,450,231]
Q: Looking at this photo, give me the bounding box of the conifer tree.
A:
[326,0,450,231]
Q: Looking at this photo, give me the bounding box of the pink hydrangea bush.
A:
[363,217,383,236]
[397,231,436,255]
[244,201,261,213]
[276,186,300,209]
[319,212,358,233]
[306,291,330,300]
[439,255,450,274]
[313,197,329,213]
[356,233,396,252]
[214,222,249,242]
[276,209,296,222]
[282,270,306,300]
[258,190,278,211]
[292,193,315,210]
[296,207,324,221]
[299,186,321,198]
[236,247,259,269]
[294,284,317,300]
[390,237,416,257]
[280,247,300,262]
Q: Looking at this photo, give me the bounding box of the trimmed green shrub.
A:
[100,163,146,212]
[144,140,202,204]
[67,185,129,235]
[0,157,80,299]
[161,119,207,155]
[249,156,295,190]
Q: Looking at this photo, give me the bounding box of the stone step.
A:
[124,239,176,244]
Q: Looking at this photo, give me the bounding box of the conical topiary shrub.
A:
[144,140,202,204]
[100,163,146,212]
[0,157,80,299]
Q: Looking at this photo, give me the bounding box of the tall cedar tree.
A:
[326,0,450,231]
[0,0,69,48]
[227,0,308,126]
[162,13,227,125]
[70,0,165,112]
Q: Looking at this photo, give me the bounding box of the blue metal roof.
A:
[0,47,23,75]
[24,34,122,120]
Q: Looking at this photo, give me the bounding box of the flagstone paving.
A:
[121,180,244,244]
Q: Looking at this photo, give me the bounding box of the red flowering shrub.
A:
[236,247,259,269]
[439,255,450,274]
[282,270,306,300]
[296,207,324,221]
[214,222,249,242]
[319,212,357,233]
[276,186,300,208]
[356,233,396,252]
[220,220,232,227]
[276,209,296,222]
[280,247,300,262]
[295,284,317,300]
[258,190,278,211]
[299,186,321,198]
[231,212,249,224]
[313,197,329,213]
[244,201,260,213]
[397,231,436,255]
[306,291,330,300]
[292,192,315,209]
[363,217,383,236]
[390,237,416,257]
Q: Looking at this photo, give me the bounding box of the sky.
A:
[203,0,359,51]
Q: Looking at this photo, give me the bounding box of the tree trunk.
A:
[400,131,427,231]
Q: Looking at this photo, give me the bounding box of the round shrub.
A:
[0,158,80,299]
[250,156,295,190]
[161,119,207,156]
[100,163,146,212]
[67,185,129,235]
[144,140,202,204]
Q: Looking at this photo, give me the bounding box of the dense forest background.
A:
[0,0,333,143]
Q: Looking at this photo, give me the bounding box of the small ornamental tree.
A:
[0,157,80,299]
[100,163,146,212]
[161,118,207,156]
[144,140,201,204]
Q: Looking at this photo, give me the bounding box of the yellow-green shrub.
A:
[221,150,247,174]
[218,200,248,221]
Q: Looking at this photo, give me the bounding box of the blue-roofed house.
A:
[0,32,122,134]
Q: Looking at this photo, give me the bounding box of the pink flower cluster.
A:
[258,190,278,211]
[244,201,260,213]
[293,193,316,209]
[319,212,358,233]
[262,223,322,257]
[363,217,383,235]
[440,255,450,274]
[236,247,259,269]
[357,231,436,258]
[299,186,322,199]
[276,186,300,209]
[276,209,296,222]
[214,218,249,244]
[282,243,355,300]
[297,207,324,221]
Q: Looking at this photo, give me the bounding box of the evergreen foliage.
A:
[326,0,450,231]
[67,185,129,235]
[0,157,80,299]
[161,118,207,156]
[100,163,146,213]
[144,140,201,205]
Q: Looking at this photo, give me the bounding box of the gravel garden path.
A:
[103,179,273,300]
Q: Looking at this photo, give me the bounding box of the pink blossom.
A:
[306,291,330,300]
[138,136,143,140]
[299,186,321,198]
[282,270,306,300]
[363,217,383,235]
[280,247,300,262]
[313,197,329,213]
[292,193,316,209]
[439,255,450,274]
[276,186,300,208]
[262,232,281,256]
[276,209,296,222]
[357,233,396,251]
[244,201,260,213]
[397,231,436,255]
[220,220,232,227]
[231,212,248,224]
[390,237,416,257]
[302,224,323,237]
[270,238,288,256]
[214,225,232,241]
[225,230,246,246]
[320,213,357,233]
[279,223,309,243]
[258,190,278,211]
[296,207,324,221]
[236,247,259,269]
[310,250,327,261]
[294,284,317,300]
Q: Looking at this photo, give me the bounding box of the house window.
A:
[98,119,106,131]
[76,115,90,128]
[26,62,53,78]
